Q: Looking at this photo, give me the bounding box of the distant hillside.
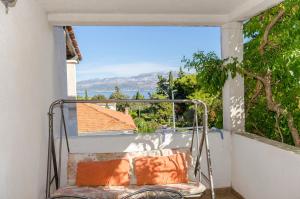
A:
[77,71,178,97]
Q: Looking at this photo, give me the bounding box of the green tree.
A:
[109,86,129,111]
[84,89,89,100]
[168,71,174,96]
[156,71,176,99]
[133,91,145,100]
[148,93,173,125]
[109,86,125,99]
[173,74,222,128]
[131,91,145,118]
[156,75,169,96]
[91,94,106,101]
[178,67,185,78]
[172,74,198,126]
[187,90,222,128]
[174,74,198,99]
[134,118,159,133]
[184,0,300,146]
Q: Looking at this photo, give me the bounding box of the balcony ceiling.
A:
[39,0,283,26]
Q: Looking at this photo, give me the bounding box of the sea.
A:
[77,90,154,99]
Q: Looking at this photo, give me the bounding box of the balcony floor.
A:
[201,189,242,199]
[202,194,239,199]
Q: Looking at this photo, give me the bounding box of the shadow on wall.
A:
[223,73,245,133]
[67,132,193,153]
[124,132,194,152]
[230,95,244,131]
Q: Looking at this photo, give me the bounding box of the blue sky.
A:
[74,26,221,81]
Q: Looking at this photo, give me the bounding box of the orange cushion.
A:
[134,153,188,185]
[76,159,130,186]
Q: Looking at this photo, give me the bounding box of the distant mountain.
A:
[77,71,178,97]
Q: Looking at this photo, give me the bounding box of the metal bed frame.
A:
[46,99,215,199]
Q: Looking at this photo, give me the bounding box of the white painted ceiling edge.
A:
[40,0,283,26]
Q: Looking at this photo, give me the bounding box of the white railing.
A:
[232,133,300,199]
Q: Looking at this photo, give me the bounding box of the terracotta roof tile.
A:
[77,103,136,133]
[66,26,82,61]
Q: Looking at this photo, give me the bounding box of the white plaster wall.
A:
[221,22,245,133]
[0,1,66,198]
[58,130,232,188]
[66,60,77,98]
[232,134,300,199]
[65,61,78,136]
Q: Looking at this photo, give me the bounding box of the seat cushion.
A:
[68,148,194,186]
[76,159,130,186]
[52,183,206,199]
[134,153,188,185]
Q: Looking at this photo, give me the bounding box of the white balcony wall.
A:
[232,134,300,199]
[57,130,232,189]
[0,1,66,198]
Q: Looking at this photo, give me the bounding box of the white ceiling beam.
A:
[45,0,283,26]
[48,13,228,26]
[229,0,284,22]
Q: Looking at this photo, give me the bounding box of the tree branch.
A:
[237,67,265,82]
[287,112,300,146]
[263,72,300,146]
[275,113,284,143]
[249,122,266,137]
[246,80,263,115]
[238,67,300,146]
[259,9,285,55]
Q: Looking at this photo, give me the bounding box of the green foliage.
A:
[134,71,223,130]
[84,89,89,100]
[156,75,170,97]
[174,74,198,99]
[147,93,173,124]
[109,86,128,99]
[183,52,237,94]
[129,93,172,133]
[156,72,176,99]
[132,91,145,100]
[130,91,145,118]
[183,0,300,145]
[77,89,91,100]
[178,67,185,78]
[109,86,129,111]
[244,0,300,145]
[168,71,175,94]
[134,118,159,133]
[172,73,222,128]
[90,94,106,100]
[187,90,222,128]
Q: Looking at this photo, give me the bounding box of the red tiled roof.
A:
[66,26,82,61]
[77,103,136,133]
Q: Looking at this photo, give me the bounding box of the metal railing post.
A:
[203,105,215,199]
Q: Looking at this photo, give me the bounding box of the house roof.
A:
[77,103,136,133]
[66,26,82,61]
